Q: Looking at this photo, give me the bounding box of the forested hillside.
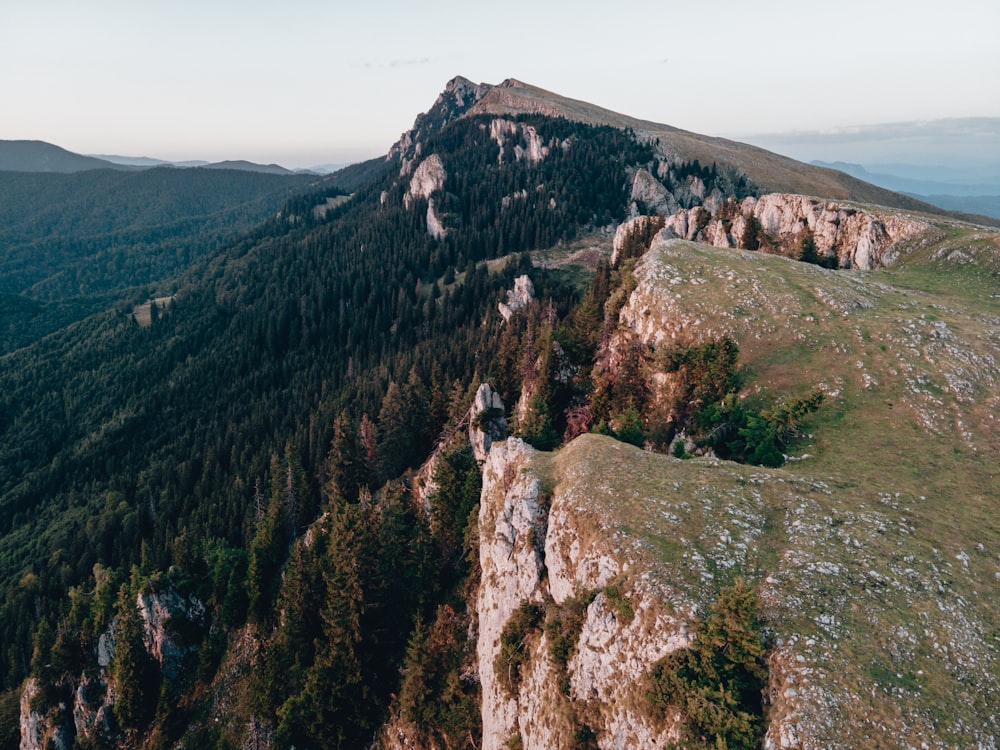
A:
[0,167,323,353]
[0,110,696,747]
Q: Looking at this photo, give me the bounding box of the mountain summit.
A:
[392,76,949,215]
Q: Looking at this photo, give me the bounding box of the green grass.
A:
[524,225,1000,746]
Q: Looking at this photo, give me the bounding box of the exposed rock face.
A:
[73,676,113,747]
[23,583,207,750]
[20,678,44,750]
[501,188,528,209]
[402,154,449,239]
[97,626,115,667]
[489,119,553,164]
[663,193,930,269]
[630,168,677,216]
[477,438,686,749]
[20,678,71,750]
[477,439,548,749]
[426,198,447,240]
[137,585,207,680]
[470,383,508,464]
[404,154,447,209]
[390,75,491,172]
[498,274,535,322]
[612,215,665,266]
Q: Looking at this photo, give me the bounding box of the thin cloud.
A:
[356,57,436,70]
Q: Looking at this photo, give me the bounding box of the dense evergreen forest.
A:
[0,167,324,353]
[0,113,659,745]
[0,109,802,747]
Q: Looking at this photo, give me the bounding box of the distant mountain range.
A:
[0,140,128,173]
[735,118,1000,219]
[811,160,1000,218]
[0,140,328,175]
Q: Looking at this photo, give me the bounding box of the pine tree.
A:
[358,413,378,488]
[111,569,158,729]
[247,458,290,625]
[647,579,767,750]
[376,380,410,481]
[325,411,365,505]
[740,215,765,251]
[403,367,433,464]
[277,501,368,748]
[799,229,820,264]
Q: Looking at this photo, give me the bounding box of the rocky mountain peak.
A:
[442,74,490,104]
[389,75,493,165]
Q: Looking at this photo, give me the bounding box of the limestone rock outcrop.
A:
[662,193,930,269]
[21,584,206,750]
[630,168,677,216]
[489,119,556,164]
[498,274,535,322]
[390,75,491,173]
[137,585,206,680]
[476,438,687,749]
[404,154,447,210]
[612,215,665,266]
[470,383,508,464]
[403,154,449,239]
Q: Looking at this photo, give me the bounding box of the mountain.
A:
[457,78,958,213]
[812,160,1000,219]
[746,117,1000,171]
[0,167,322,352]
[4,77,999,750]
[0,140,126,172]
[203,160,295,175]
[915,192,1000,219]
[89,154,175,168]
[2,142,304,175]
[812,160,1000,197]
[90,155,213,169]
[309,161,353,174]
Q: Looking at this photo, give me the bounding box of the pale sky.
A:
[2,0,998,169]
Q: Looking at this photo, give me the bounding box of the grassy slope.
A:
[528,223,1000,746]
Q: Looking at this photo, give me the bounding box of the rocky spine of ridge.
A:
[614,193,932,270]
[475,438,688,749]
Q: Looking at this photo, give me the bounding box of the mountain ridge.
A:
[0,140,126,173]
[5,75,1000,750]
[0,140,310,175]
[450,77,958,214]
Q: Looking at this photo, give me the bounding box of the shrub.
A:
[646,579,767,750]
[603,579,634,624]
[671,439,689,459]
[495,602,544,696]
[613,408,646,448]
[545,590,598,694]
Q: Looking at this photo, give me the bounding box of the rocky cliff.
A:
[404,154,449,239]
[20,583,205,750]
[471,220,1000,748]
[476,437,702,749]
[661,193,931,269]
